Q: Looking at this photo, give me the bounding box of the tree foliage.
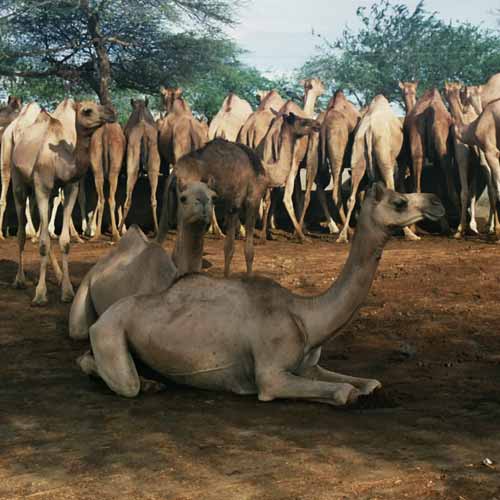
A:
[302,0,500,106]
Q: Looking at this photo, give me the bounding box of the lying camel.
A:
[9,99,115,304]
[77,183,444,405]
[208,92,253,142]
[157,139,268,277]
[337,95,419,243]
[69,181,214,340]
[121,99,161,235]
[318,90,360,233]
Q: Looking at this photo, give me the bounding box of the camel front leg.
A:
[244,204,257,276]
[91,171,105,241]
[209,208,225,238]
[0,158,11,240]
[48,189,62,239]
[59,182,79,302]
[11,172,28,288]
[283,161,307,241]
[484,149,500,237]
[317,186,339,234]
[108,171,120,242]
[148,168,160,236]
[223,211,238,278]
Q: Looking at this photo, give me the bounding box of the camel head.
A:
[301,78,325,100]
[75,101,116,133]
[271,110,321,136]
[361,183,445,232]
[177,181,216,228]
[130,98,150,110]
[462,85,483,116]
[6,95,22,111]
[160,86,183,113]
[398,81,418,109]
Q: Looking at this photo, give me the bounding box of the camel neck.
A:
[294,213,389,348]
[447,95,476,145]
[303,91,319,117]
[403,96,416,114]
[172,220,205,275]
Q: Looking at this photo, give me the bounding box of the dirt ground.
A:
[1,232,500,500]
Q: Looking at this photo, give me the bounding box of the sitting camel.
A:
[337,95,418,243]
[208,92,253,142]
[121,99,161,235]
[69,181,214,340]
[8,99,115,304]
[77,184,444,405]
[157,138,268,277]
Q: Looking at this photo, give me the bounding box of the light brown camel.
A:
[445,89,500,236]
[464,73,500,115]
[317,90,360,234]
[69,182,214,340]
[208,92,253,142]
[8,98,115,305]
[157,87,208,169]
[157,138,268,277]
[0,103,41,239]
[238,90,285,149]
[121,99,161,235]
[337,95,418,243]
[76,184,444,403]
[0,96,22,139]
[88,122,126,241]
[403,87,458,222]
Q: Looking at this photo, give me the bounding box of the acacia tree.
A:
[0,0,240,104]
[302,0,500,106]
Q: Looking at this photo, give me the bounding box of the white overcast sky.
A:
[230,0,499,75]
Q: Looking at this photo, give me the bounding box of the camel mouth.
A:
[423,201,445,221]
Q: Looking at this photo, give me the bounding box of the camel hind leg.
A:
[69,274,96,340]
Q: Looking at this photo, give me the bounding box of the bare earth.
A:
[1,233,499,500]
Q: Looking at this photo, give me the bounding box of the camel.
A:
[120,99,161,236]
[157,87,207,169]
[464,73,500,115]
[208,92,253,142]
[87,122,126,241]
[445,89,500,236]
[399,81,419,114]
[0,96,22,138]
[0,103,41,239]
[157,139,268,277]
[336,95,418,243]
[69,181,214,340]
[317,91,360,234]
[76,184,444,404]
[8,98,115,305]
[238,90,285,149]
[402,87,458,223]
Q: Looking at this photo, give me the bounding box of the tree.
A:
[0,0,240,104]
[301,1,500,106]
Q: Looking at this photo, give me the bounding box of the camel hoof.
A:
[453,231,463,240]
[32,295,49,307]
[61,287,75,303]
[111,233,121,243]
[347,388,361,405]
[405,233,421,241]
[359,379,382,396]
[140,378,167,394]
[13,277,27,289]
[336,233,349,244]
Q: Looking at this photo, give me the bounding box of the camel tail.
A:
[68,273,96,340]
[102,133,110,178]
[156,172,176,244]
[189,124,203,152]
[140,132,148,175]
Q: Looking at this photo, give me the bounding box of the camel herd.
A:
[3,72,499,406]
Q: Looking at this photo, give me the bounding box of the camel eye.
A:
[83,108,93,116]
[180,195,187,204]
[394,198,408,211]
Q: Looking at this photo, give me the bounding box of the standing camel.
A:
[8,99,115,305]
[76,184,444,403]
[337,95,417,242]
[317,91,360,234]
[88,122,126,241]
[464,73,500,115]
[121,99,161,235]
[209,92,253,142]
[158,139,268,277]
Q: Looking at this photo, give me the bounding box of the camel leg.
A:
[244,204,257,276]
[484,149,500,236]
[454,145,471,238]
[223,211,238,278]
[32,181,51,306]
[77,177,90,237]
[59,182,79,302]
[209,208,225,238]
[69,274,96,340]
[48,189,62,239]
[120,144,140,233]
[91,170,105,241]
[317,186,339,234]
[11,172,28,288]
[25,196,38,241]
[87,317,140,398]
[148,168,160,236]
[257,371,360,406]
[299,155,318,233]
[481,161,500,235]
[283,162,307,241]
[0,157,11,240]
[108,171,120,242]
[259,188,272,242]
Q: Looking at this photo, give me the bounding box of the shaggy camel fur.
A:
[317,91,360,234]
[121,99,161,235]
[238,90,285,149]
[9,99,115,305]
[157,139,268,277]
[77,184,444,404]
[69,182,214,340]
[88,122,126,241]
[337,96,419,243]
[447,93,500,236]
[444,83,496,237]
[158,87,208,169]
[209,92,253,142]
[403,87,458,221]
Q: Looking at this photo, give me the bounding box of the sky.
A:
[230,0,499,76]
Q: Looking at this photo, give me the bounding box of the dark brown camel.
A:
[121,99,161,235]
[403,88,458,221]
[157,138,269,277]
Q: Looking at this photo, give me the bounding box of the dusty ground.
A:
[1,232,500,500]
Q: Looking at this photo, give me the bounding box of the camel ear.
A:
[160,86,166,95]
[175,88,183,97]
[177,178,188,193]
[299,79,305,86]
[372,182,385,203]
[414,80,419,87]
[398,81,404,90]
[270,108,280,117]
[145,97,149,107]
[205,175,217,191]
